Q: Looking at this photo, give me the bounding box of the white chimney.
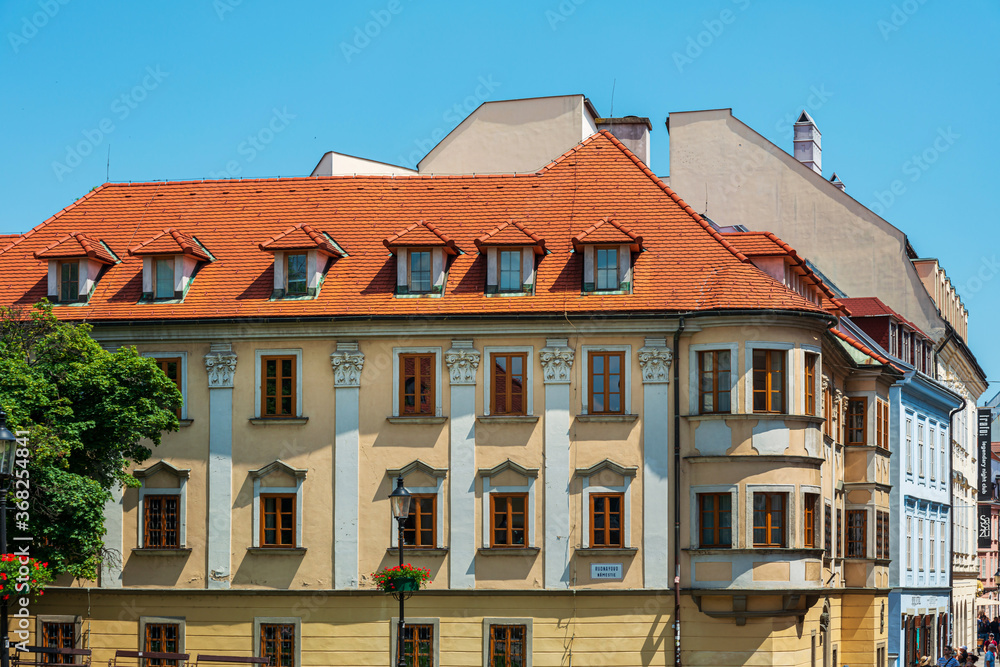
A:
[793,111,822,175]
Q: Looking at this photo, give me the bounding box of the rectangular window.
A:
[847,397,866,445]
[824,384,832,437]
[491,353,526,416]
[824,503,833,556]
[836,507,843,558]
[699,493,732,548]
[403,494,436,548]
[400,353,435,416]
[940,522,946,572]
[588,351,624,414]
[156,357,182,418]
[752,349,785,413]
[917,423,925,477]
[155,258,174,299]
[59,261,78,302]
[875,511,886,559]
[906,418,913,474]
[491,494,528,548]
[930,521,936,571]
[285,253,308,296]
[261,355,296,417]
[260,494,295,548]
[143,495,179,548]
[752,492,786,547]
[804,353,818,416]
[918,518,924,571]
[889,323,898,357]
[906,515,912,569]
[409,250,432,293]
[929,428,936,481]
[902,331,911,363]
[940,432,947,486]
[488,625,526,667]
[397,624,433,667]
[499,250,522,292]
[590,493,624,548]
[260,624,295,667]
[144,624,179,667]
[847,510,867,558]
[804,493,819,548]
[595,247,618,291]
[876,399,889,449]
[41,622,75,664]
[698,351,731,414]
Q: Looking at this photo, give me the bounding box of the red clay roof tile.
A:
[475,220,545,254]
[383,220,460,255]
[258,222,342,257]
[33,232,116,264]
[130,228,212,261]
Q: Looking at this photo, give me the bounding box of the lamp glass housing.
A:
[389,476,412,520]
[0,410,17,479]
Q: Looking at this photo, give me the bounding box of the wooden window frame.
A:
[847,397,867,445]
[837,507,842,558]
[589,492,624,548]
[396,623,434,667]
[490,352,527,416]
[260,493,296,548]
[399,353,436,416]
[260,623,295,667]
[588,351,625,415]
[804,493,819,548]
[752,349,785,414]
[698,350,732,415]
[143,495,180,549]
[156,357,182,419]
[144,623,180,667]
[154,257,174,299]
[804,353,818,416]
[698,492,732,548]
[490,493,528,549]
[402,494,436,548]
[823,383,833,437]
[752,492,786,547]
[824,503,833,557]
[408,249,432,294]
[285,252,308,296]
[58,260,79,303]
[261,355,297,418]
[594,245,619,291]
[876,399,889,450]
[498,249,523,293]
[488,624,527,667]
[846,509,867,558]
[41,621,76,664]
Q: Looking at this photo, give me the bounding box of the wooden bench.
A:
[193,656,270,667]
[108,650,190,667]
[13,646,92,667]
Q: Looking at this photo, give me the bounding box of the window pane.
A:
[155,258,174,298]
[411,251,431,292]
[287,253,307,294]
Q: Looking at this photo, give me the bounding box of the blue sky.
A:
[1,0,998,395]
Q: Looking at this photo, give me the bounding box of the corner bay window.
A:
[262,356,296,417]
[589,351,624,414]
[400,353,435,416]
[847,397,866,445]
[59,261,78,302]
[261,493,295,548]
[489,625,526,667]
[409,250,432,293]
[876,510,889,559]
[753,492,786,547]
[402,494,436,547]
[804,493,819,548]
[260,623,295,667]
[846,509,867,558]
[699,493,731,548]
[491,494,527,548]
[144,495,179,548]
[397,625,433,667]
[590,493,623,548]
[491,353,526,415]
[698,350,731,414]
[145,623,179,667]
[752,349,785,413]
[595,246,618,290]
[499,249,522,292]
[804,353,818,415]
[285,253,307,296]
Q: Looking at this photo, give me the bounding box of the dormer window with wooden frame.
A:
[571,218,643,294]
[128,228,213,302]
[384,221,460,297]
[34,232,118,304]
[258,223,345,300]
[475,220,546,295]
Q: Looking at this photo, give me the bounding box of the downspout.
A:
[948,393,966,645]
[673,316,685,667]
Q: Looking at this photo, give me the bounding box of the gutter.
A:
[673,315,685,667]
[948,393,967,644]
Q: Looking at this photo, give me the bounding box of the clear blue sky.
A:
[2,0,997,396]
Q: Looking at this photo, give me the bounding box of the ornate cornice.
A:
[445,342,480,385]
[330,348,365,388]
[638,345,672,384]
[540,339,574,384]
[205,348,237,388]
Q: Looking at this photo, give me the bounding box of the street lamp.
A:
[389,477,412,667]
[0,410,19,667]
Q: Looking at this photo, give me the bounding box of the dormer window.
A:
[409,250,432,293]
[129,228,213,302]
[595,247,619,291]
[155,258,175,299]
[475,220,545,295]
[499,249,522,292]
[258,223,345,300]
[285,253,308,296]
[59,261,79,302]
[384,221,460,297]
[571,218,643,294]
[34,232,118,304]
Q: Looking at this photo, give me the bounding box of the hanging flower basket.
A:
[0,554,53,601]
[371,564,431,593]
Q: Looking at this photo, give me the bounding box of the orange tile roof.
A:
[259,222,343,257]
[130,228,212,261]
[33,231,116,265]
[383,220,460,255]
[475,220,545,254]
[571,217,643,252]
[829,327,903,371]
[0,131,832,323]
[839,297,932,339]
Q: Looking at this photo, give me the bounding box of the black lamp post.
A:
[0,410,19,667]
[389,477,412,667]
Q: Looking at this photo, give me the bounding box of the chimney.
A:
[793,111,822,175]
[596,116,652,167]
[829,172,845,192]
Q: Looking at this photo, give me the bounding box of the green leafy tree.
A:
[0,302,181,579]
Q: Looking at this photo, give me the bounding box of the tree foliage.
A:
[0,302,181,579]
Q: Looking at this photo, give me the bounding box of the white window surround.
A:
[254,349,304,418]
[35,615,83,649]
[480,466,537,549]
[579,465,635,549]
[391,617,440,667]
[800,485,822,549]
[482,618,533,667]
[689,484,738,549]
[250,461,306,548]
[254,617,302,667]
[392,347,443,417]
[482,346,534,416]
[579,344,632,415]
[687,343,739,415]
[138,616,185,654]
[386,463,446,549]
[844,504,870,559]
[141,255,200,301]
[271,249,327,298]
[800,345,821,416]
[46,258,103,303]
[134,461,189,549]
[581,244,632,292]
[395,247,447,296]
[745,483,796,549]
[905,412,914,477]
[743,342,795,414]
[142,352,189,420]
[485,247,537,294]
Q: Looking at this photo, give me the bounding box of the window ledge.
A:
[477,547,540,556]
[386,416,448,424]
[576,548,638,556]
[249,417,309,425]
[178,419,194,427]
[477,415,539,424]
[582,290,630,296]
[576,414,639,423]
[485,291,533,297]
[246,547,307,555]
[684,413,824,424]
[131,548,192,556]
[386,547,449,556]
[685,547,825,557]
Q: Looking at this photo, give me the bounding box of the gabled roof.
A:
[129,228,212,261]
[33,232,116,264]
[383,220,460,255]
[475,220,545,255]
[840,297,932,339]
[571,217,643,252]
[259,222,343,257]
